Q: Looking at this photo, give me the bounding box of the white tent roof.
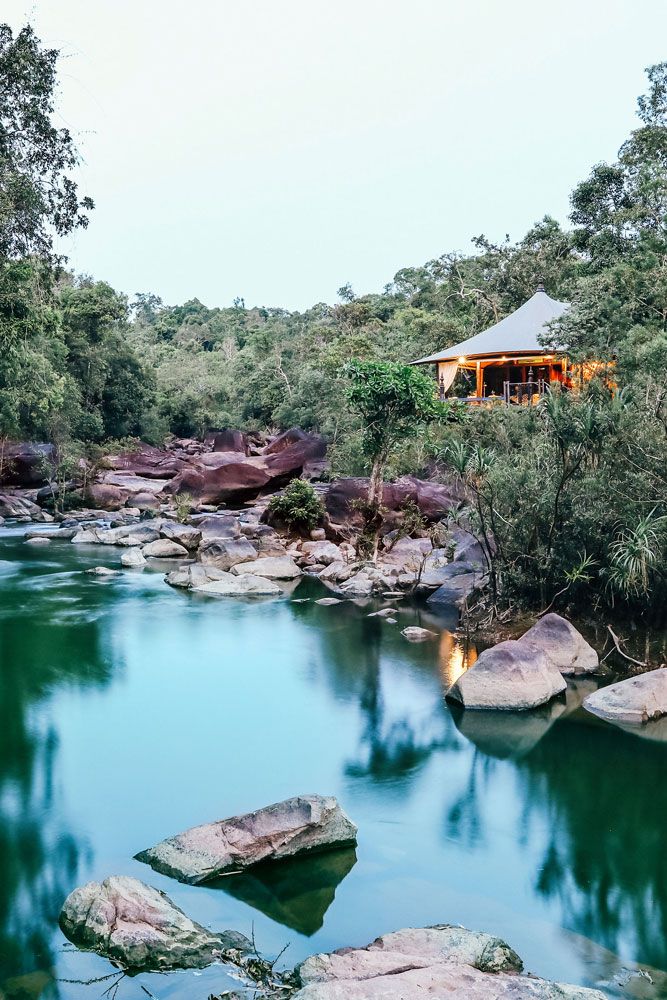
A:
[412,287,569,364]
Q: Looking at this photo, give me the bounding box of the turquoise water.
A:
[0,524,665,999]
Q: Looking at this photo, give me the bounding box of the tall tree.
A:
[0,24,93,261]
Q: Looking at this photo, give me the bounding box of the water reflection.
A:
[0,534,116,993]
[215,849,357,935]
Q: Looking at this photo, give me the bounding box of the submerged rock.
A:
[136,794,357,885]
[583,668,667,725]
[447,640,566,711]
[293,924,605,999]
[518,614,598,676]
[85,566,122,577]
[25,536,50,545]
[59,875,249,972]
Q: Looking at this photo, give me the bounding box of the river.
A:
[0,524,665,999]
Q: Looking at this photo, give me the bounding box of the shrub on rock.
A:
[268,478,324,533]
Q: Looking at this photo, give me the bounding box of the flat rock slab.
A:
[136,794,358,885]
[59,875,249,972]
[583,667,667,725]
[518,614,598,675]
[194,574,281,597]
[294,925,605,999]
[447,640,566,711]
[143,538,189,558]
[233,556,302,579]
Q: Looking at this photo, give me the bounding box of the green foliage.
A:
[267,478,324,532]
[0,25,93,261]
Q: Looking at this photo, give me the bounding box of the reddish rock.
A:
[103,445,185,480]
[324,476,460,529]
[86,483,130,511]
[0,443,56,487]
[205,429,247,454]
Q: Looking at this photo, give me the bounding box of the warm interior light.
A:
[458,356,466,363]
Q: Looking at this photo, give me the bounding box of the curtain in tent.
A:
[437,361,459,394]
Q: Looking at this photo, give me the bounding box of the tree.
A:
[0,24,93,261]
[341,359,445,505]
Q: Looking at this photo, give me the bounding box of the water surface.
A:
[0,525,665,999]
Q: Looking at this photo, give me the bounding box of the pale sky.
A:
[5,0,667,310]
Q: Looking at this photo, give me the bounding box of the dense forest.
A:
[1,23,666,616]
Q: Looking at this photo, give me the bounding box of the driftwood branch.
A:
[606,625,647,668]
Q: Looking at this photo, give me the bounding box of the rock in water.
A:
[85,566,121,577]
[518,614,598,675]
[401,626,436,641]
[193,574,281,597]
[59,875,250,971]
[199,536,257,570]
[121,547,147,568]
[293,924,605,999]
[136,794,358,885]
[583,668,667,725]
[447,640,566,711]
[233,556,302,580]
[142,538,189,559]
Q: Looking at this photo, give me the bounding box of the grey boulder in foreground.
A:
[518,614,598,675]
[447,639,566,710]
[293,925,605,999]
[59,875,249,971]
[584,667,667,724]
[136,794,358,885]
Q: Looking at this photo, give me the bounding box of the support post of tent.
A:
[475,361,483,398]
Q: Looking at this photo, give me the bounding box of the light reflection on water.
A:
[0,524,666,1000]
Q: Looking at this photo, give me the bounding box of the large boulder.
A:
[142,539,189,559]
[0,442,55,486]
[233,556,302,579]
[85,483,130,511]
[193,574,282,597]
[165,564,229,589]
[136,794,357,885]
[518,614,598,676]
[59,875,249,972]
[380,536,433,573]
[323,476,461,530]
[121,547,147,568]
[300,540,345,566]
[447,640,567,711]
[583,668,667,725]
[167,461,272,505]
[0,494,45,519]
[199,536,257,571]
[102,444,185,480]
[426,562,485,608]
[160,521,202,550]
[193,514,242,539]
[206,428,248,453]
[293,925,605,1000]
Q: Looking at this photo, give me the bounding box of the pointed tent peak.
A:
[411,287,569,366]
[536,281,546,293]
